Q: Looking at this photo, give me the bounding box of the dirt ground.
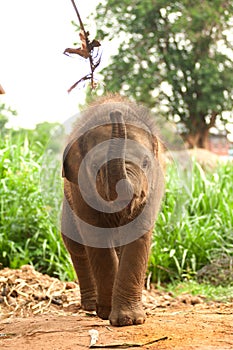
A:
[0,265,233,350]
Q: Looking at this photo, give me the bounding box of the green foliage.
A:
[10,121,62,154]
[95,0,233,147]
[149,161,233,284]
[0,129,74,281]
[0,103,17,135]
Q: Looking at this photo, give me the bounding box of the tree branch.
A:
[70,0,85,33]
[64,0,101,92]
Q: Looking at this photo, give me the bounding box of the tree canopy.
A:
[95,0,233,148]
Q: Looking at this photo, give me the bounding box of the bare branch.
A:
[70,0,85,33]
[64,0,101,92]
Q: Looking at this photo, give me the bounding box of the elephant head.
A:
[62,106,162,220]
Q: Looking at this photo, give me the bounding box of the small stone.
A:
[65,282,77,290]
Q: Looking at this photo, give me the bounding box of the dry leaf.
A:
[64,47,90,59]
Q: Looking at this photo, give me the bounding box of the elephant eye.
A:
[142,156,150,169]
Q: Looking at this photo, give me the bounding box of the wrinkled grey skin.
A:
[62,96,165,326]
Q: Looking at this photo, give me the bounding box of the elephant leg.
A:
[62,234,97,311]
[86,247,118,320]
[110,231,151,326]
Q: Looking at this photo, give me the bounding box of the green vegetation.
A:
[0,103,17,135]
[94,0,233,148]
[149,160,233,285]
[0,126,232,297]
[163,280,233,302]
[0,127,74,281]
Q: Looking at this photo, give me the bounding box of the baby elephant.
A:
[61,95,165,326]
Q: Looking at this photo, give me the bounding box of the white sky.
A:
[0,0,102,129]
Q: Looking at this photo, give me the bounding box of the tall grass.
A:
[1,130,232,283]
[0,132,75,280]
[149,160,233,284]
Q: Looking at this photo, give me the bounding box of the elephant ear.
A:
[62,139,81,184]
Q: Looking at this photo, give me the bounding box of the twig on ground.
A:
[89,336,168,348]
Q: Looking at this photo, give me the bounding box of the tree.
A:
[0,104,17,136]
[95,0,233,148]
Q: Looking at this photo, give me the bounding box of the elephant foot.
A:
[96,304,111,320]
[81,298,96,311]
[109,307,146,326]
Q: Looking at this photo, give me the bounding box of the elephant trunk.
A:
[107,110,128,201]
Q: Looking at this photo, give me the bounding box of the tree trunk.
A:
[185,128,210,149]
[184,112,217,149]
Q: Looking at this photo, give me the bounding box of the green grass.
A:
[0,130,233,292]
[0,132,75,280]
[149,160,233,285]
[164,280,233,302]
